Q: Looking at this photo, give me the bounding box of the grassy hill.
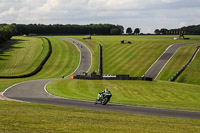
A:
[68,35,200,77]
[157,44,200,81]
[47,79,200,111]
[46,35,200,111]
[0,36,48,76]
[176,50,200,85]
[0,36,80,92]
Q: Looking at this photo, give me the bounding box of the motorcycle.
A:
[95,92,112,105]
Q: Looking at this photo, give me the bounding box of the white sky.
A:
[0,0,200,33]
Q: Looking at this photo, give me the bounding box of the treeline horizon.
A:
[155,24,200,35]
[1,23,200,45]
[15,23,124,35]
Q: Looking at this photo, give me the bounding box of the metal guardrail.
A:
[73,74,153,81]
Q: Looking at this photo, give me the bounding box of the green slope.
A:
[157,45,199,81]
[67,35,199,77]
[0,36,48,76]
[47,79,200,111]
[0,37,80,92]
[176,49,200,85]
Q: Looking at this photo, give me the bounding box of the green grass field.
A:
[68,35,200,77]
[0,36,80,92]
[157,44,200,81]
[45,35,200,111]
[31,37,80,79]
[176,49,200,85]
[0,37,48,76]
[47,79,200,111]
[46,35,200,112]
[0,100,200,133]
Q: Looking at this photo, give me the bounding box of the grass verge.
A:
[176,48,200,85]
[0,100,200,132]
[47,79,200,111]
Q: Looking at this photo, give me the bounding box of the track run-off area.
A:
[2,37,200,119]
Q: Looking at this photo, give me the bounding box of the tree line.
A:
[154,24,200,35]
[126,27,140,35]
[177,24,200,35]
[0,24,17,44]
[16,24,124,35]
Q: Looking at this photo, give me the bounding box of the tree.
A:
[0,24,16,44]
[110,28,121,35]
[117,25,124,34]
[134,28,140,35]
[160,28,168,35]
[126,27,132,34]
[154,29,160,34]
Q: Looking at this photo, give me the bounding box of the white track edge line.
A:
[44,37,93,96]
[142,44,173,77]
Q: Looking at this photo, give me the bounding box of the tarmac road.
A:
[144,43,196,79]
[3,38,200,119]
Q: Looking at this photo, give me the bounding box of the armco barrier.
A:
[0,37,52,79]
[170,46,200,81]
[73,74,153,81]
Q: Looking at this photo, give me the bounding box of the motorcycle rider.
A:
[95,88,111,104]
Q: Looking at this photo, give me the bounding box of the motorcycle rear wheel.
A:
[101,97,108,105]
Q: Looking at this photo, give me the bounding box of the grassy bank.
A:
[67,35,200,77]
[47,79,200,111]
[0,37,48,76]
[0,100,200,132]
[157,44,200,81]
[0,37,80,92]
[176,49,200,85]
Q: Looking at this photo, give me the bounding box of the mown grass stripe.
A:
[47,79,200,111]
[157,45,199,81]
[0,37,51,78]
[1,100,200,132]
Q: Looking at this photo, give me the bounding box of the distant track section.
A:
[0,37,52,79]
[143,43,196,79]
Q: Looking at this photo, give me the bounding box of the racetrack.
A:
[144,43,197,79]
[3,38,200,119]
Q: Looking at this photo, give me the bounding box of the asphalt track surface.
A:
[144,42,197,79]
[3,38,200,119]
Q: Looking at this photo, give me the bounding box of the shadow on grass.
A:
[0,55,11,60]
[0,39,26,60]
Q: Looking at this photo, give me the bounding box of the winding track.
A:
[3,38,200,119]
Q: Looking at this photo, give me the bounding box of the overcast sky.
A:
[0,0,200,33]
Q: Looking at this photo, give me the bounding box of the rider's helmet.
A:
[105,88,109,93]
